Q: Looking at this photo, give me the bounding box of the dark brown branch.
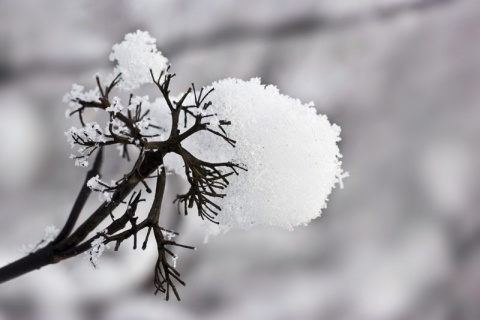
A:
[54,148,104,244]
[153,225,192,301]
[174,146,246,223]
[146,167,167,224]
[0,244,55,284]
[54,150,164,252]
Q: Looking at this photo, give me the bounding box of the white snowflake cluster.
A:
[65,122,106,167]
[65,122,105,148]
[135,118,150,133]
[62,84,99,118]
[109,95,167,141]
[105,96,124,115]
[109,30,169,91]
[86,236,110,269]
[87,175,115,203]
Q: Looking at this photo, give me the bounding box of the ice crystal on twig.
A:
[86,236,110,269]
[20,225,59,253]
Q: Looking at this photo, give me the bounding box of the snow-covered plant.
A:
[0,30,347,300]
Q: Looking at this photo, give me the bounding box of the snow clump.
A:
[182,78,347,231]
[109,30,168,91]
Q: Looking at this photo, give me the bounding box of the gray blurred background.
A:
[0,0,479,319]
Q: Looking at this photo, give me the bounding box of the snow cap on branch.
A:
[109,30,168,91]
[183,78,347,231]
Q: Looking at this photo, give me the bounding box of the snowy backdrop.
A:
[1,0,479,319]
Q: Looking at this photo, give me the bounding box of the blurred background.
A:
[0,0,479,319]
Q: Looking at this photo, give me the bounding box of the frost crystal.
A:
[70,154,89,167]
[135,118,150,133]
[106,118,129,137]
[105,97,124,115]
[62,84,100,118]
[183,78,347,231]
[171,255,178,268]
[86,236,110,269]
[20,225,60,253]
[43,225,60,242]
[109,30,168,91]
[65,122,105,148]
[162,229,177,241]
[87,175,114,203]
[65,122,106,167]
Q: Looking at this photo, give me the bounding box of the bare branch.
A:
[54,148,104,244]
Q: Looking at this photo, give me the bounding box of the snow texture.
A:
[182,78,347,231]
[109,30,169,91]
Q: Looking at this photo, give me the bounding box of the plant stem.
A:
[0,149,165,285]
[0,244,54,284]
